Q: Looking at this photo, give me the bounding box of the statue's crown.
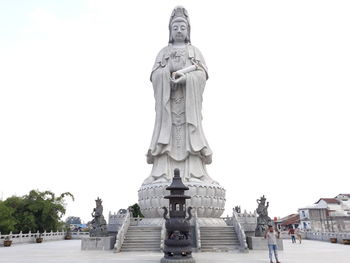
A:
[95,197,102,203]
[169,6,190,25]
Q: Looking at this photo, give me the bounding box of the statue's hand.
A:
[170,73,186,85]
[203,154,212,164]
[146,150,154,164]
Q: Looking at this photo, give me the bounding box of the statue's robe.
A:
[144,44,214,184]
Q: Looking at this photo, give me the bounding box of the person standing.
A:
[288,227,296,243]
[295,228,302,244]
[264,224,281,263]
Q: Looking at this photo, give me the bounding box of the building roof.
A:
[281,214,300,226]
[299,207,327,210]
[336,194,350,198]
[315,198,341,204]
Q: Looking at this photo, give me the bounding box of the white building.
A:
[314,198,343,216]
[335,194,350,215]
[298,193,350,232]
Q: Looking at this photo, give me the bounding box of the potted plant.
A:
[4,236,12,247]
[65,227,72,240]
[330,237,337,243]
[36,234,43,243]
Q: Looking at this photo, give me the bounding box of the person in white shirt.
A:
[264,224,281,263]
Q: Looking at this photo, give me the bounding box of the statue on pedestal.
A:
[89,197,108,237]
[139,6,226,219]
[255,195,272,237]
[144,6,214,184]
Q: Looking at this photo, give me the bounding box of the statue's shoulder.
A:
[188,45,204,60]
[188,45,208,78]
[155,46,171,62]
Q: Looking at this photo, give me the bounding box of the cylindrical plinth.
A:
[138,182,226,218]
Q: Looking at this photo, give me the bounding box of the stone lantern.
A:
[161,169,194,263]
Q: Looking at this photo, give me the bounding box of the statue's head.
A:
[95,197,102,205]
[168,6,191,44]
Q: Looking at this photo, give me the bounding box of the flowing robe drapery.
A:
[144,44,214,184]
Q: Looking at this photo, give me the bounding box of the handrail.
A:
[114,210,131,253]
[232,209,248,252]
[194,208,201,250]
[160,219,166,251]
[0,230,89,244]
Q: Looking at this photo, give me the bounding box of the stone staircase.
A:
[200,226,240,252]
[120,226,161,252]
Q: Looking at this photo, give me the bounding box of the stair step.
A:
[122,244,160,247]
[199,226,241,252]
[123,240,160,245]
[120,226,162,251]
[201,236,238,240]
[121,248,160,252]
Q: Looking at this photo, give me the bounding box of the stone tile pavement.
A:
[1,239,349,263]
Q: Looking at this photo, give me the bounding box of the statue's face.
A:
[171,21,188,43]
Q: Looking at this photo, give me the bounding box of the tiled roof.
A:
[315,198,341,204]
[336,194,350,198]
[281,214,300,226]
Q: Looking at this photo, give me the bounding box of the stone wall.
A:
[305,231,350,243]
[237,212,257,236]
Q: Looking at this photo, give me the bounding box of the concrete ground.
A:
[1,239,349,263]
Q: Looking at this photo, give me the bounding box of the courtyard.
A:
[1,239,349,263]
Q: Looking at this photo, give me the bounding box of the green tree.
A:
[4,196,36,232]
[0,201,16,234]
[129,203,144,218]
[1,190,74,233]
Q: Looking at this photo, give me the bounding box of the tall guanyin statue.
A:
[139,6,226,220]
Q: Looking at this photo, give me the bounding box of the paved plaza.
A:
[1,239,349,263]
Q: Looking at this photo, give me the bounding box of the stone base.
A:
[130,217,227,227]
[161,257,195,263]
[246,236,283,250]
[81,236,116,250]
[139,182,226,218]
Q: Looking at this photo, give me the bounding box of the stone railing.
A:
[194,209,201,251]
[129,216,143,226]
[0,230,89,246]
[222,215,233,226]
[236,211,257,234]
[160,219,166,251]
[114,210,131,252]
[70,230,90,239]
[232,209,248,252]
[305,231,350,243]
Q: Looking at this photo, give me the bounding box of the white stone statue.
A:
[139,6,226,219]
[144,6,215,185]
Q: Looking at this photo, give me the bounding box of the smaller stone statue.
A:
[89,197,108,237]
[255,195,272,237]
[234,205,241,214]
